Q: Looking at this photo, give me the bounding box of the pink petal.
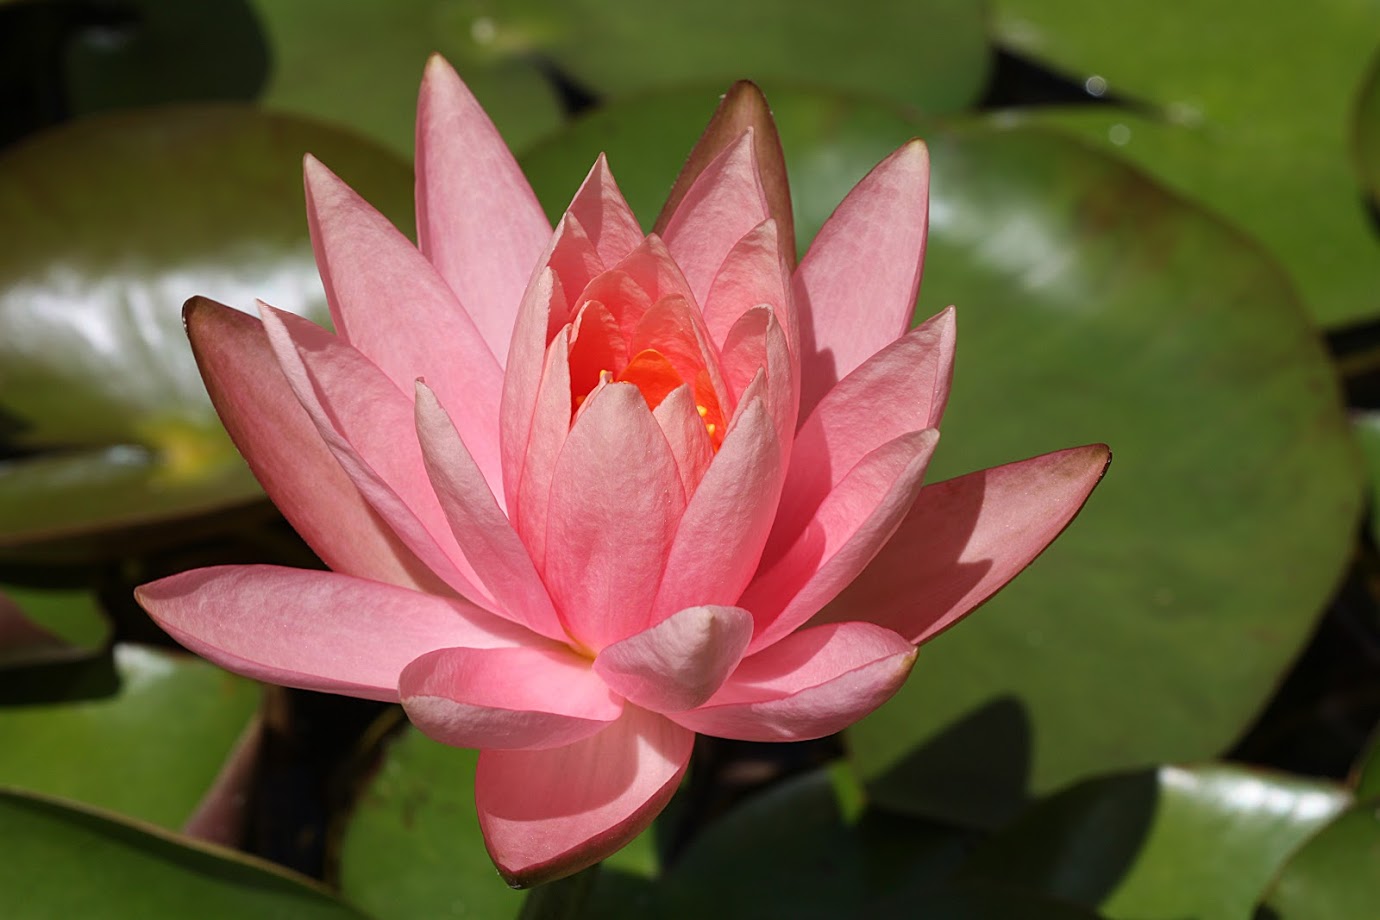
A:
[720,305,799,451]
[501,218,602,507]
[776,307,954,544]
[259,306,491,604]
[812,444,1112,643]
[414,383,567,642]
[595,605,753,712]
[703,218,795,352]
[415,55,552,365]
[565,154,644,267]
[660,132,771,306]
[744,429,941,652]
[630,294,733,424]
[669,621,916,741]
[514,325,573,573]
[400,646,621,751]
[611,235,699,317]
[652,385,715,497]
[304,155,505,496]
[543,384,686,651]
[476,707,693,886]
[795,141,930,418]
[135,565,532,702]
[183,298,442,593]
[651,399,783,621]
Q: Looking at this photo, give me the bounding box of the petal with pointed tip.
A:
[400,646,621,751]
[259,306,491,604]
[595,605,753,712]
[660,132,770,306]
[745,429,941,652]
[184,298,441,592]
[795,141,930,417]
[476,707,693,887]
[415,55,552,364]
[652,399,782,621]
[669,621,916,741]
[720,305,799,450]
[565,154,643,267]
[703,218,794,351]
[655,81,794,266]
[414,383,566,641]
[135,565,532,702]
[304,155,505,495]
[777,307,954,542]
[812,444,1112,643]
[544,384,685,651]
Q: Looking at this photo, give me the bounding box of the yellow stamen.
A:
[696,404,709,418]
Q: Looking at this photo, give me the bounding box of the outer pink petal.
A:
[703,218,794,352]
[668,621,916,741]
[795,140,930,417]
[415,55,551,365]
[543,383,686,651]
[400,646,621,751]
[476,707,693,886]
[660,131,771,306]
[744,429,941,652]
[565,154,644,267]
[304,155,505,496]
[414,383,567,642]
[183,298,442,593]
[135,565,533,702]
[812,444,1112,642]
[775,307,954,544]
[595,605,753,712]
[651,399,782,621]
[259,306,491,604]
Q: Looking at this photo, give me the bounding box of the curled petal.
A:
[813,444,1112,642]
[401,646,621,751]
[135,566,532,702]
[183,298,441,592]
[477,708,693,887]
[668,622,916,741]
[795,140,930,417]
[595,605,754,712]
[415,54,552,365]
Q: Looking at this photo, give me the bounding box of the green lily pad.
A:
[0,104,413,557]
[521,87,1361,826]
[0,644,260,829]
[0,788,363,919]
[249,0,564,158]
[1354,730,1380,800]
[1357,46,1380,204]
[989,1,1380,328]
[1256,801,1380,919]
[960,763,1349,919]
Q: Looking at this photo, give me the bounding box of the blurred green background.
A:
[0,1,1377,917]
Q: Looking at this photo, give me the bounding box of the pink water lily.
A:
[135,56,1108,886]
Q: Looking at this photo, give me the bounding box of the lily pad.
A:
[0,788,363,919]
[0,104,414,557]
[1354,730,1380,800]
[960,763,1349,919]
[0,644,260,828]
[1255,801,1380,919]
[989,1,1380,327]
[1357,46,1380,204]
[520,87,1361,825]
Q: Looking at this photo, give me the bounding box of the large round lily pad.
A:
[0,788,362,918]
[0,644,260,829]
[960,763,1350,919]
[520,86,1361,825]
[0,104,413,558]
[1256,800,1380,919]
[988,0,1380,328]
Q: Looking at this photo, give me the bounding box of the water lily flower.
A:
[135,56,1109,886]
